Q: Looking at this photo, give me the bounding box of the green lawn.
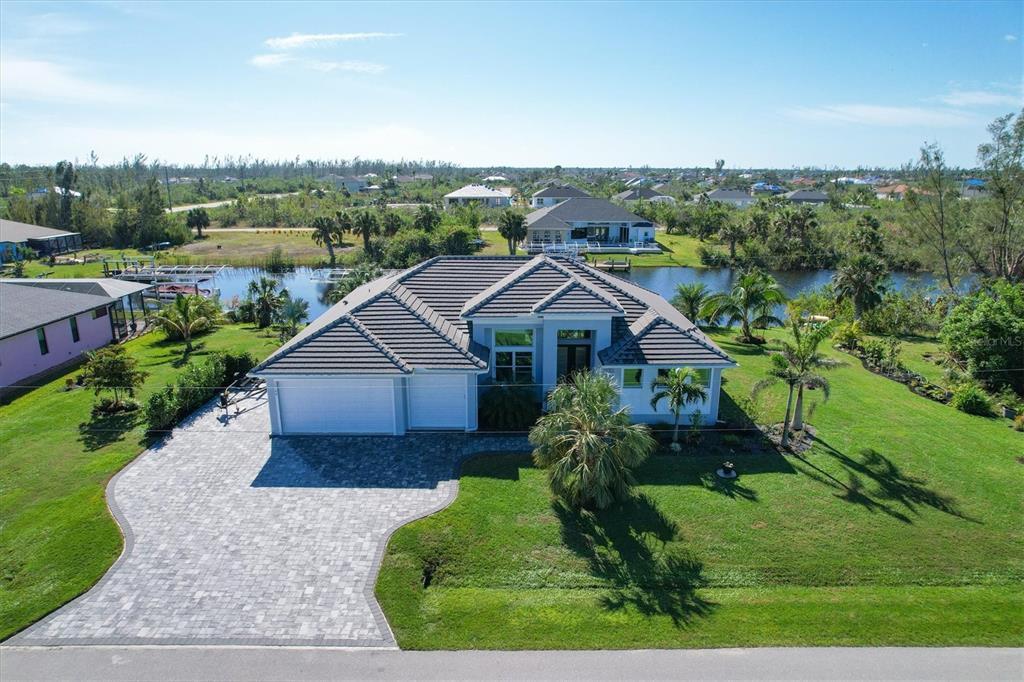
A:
[0,324,281,640]
[377,327,1024,649]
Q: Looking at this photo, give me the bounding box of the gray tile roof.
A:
[784,189,829,203]
[525,197,651,230]
[613,187,665,201]
[0,281,114,339]
[599,310,734,366]
[532,185,591,199]
[13,279,151,299]
[253,254,734,376]
[0,219,78,244]
[703,189,752,200]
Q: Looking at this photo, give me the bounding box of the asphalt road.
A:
[2,647,1021,681]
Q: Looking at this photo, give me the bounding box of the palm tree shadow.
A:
[793,439,979,525]
[554,495,716,627]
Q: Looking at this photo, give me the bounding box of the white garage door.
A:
[407,373,467,430]
[277,378,395,434]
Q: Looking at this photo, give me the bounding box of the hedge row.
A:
[145,351,256,433]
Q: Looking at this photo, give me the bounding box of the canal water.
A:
[210,265,950,323]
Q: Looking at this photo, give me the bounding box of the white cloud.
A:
[784,104,975,127]
[249,53,294,68]
[937,88,1023,108]
[305,60,387,74]
[0,56,148,104]
[1005,34,1018,42]
[264,32,402,51]
[25,12,97,36]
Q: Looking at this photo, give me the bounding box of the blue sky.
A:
[1,1,1021,168]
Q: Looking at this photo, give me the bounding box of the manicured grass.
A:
[883,335,948,387]
[0,324,281,640]
[171,230,352,266]
[477,230,525,256]
[377,327,1024,649]
[626,231,703,267]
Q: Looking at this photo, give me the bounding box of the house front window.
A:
[557,329,591,340]
[494,329,534,383]
[623,368,643,388]
[69,316,80,343]
[37,327,49,355]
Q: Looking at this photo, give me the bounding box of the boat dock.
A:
[593,258,632,272]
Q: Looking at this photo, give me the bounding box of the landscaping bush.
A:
[479,383,540,431]
[222,351,257,384]
[832,320,863,350]
[145,386,179,432]
[176,354,226,415]
[697,245,730,267]
[1013,414,1024,432]
[940,281,1024,395]
[950,382,993,416]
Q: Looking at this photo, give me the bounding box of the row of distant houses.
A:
[443,183,677,210]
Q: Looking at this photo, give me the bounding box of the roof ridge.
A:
[461,255,552,316]
[386,284,487,369]
[344,315,413,373]
[532,276,625,314]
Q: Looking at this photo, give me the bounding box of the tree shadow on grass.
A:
[794,438,979,525]
[78,410,139,451]
[554,494,716,627]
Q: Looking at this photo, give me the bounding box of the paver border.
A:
[9,407,529,648]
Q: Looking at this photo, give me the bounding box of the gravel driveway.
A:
[13,395,527,647]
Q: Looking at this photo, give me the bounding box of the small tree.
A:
[671,282,710,326]
[497,210,527,255]
[185,207,210,238]
[247,277,285,329]
[277,295,310,338]
[833,253,888,320]
[81,345,148,411]
[530,372,655,510]
[702,270,786,342]
[152,294,222,354]
[353,210,379,251]
[413,204,441,232]
[649,368,709,447]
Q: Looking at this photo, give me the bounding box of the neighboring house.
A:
[250,255,735,435]
[530,185,592,209]
[0,279,151,390]
[697,189,756,208]
[0,219,83,264]
[613,187,676,205]
[751,182,786,195]
[318,175,368,194]
[482,175,508,183]
[524,197,655,248]
[875,184,910,201]
[443,184,512,209]
[960,179,988,200]
[784,189,830,205]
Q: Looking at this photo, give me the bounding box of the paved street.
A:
[10,396,527,647]
[2,646,1021,681]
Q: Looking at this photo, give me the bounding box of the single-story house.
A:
[784,189,829,205]
[0,219,83,264]
[875,184,910,201]
[318,175,368,194]
[0,279,151,390]
[524,197,655,249]
[250,255,735,435]
[613,187,676,205]
[696,189,756,208]
[530,185,592,209]
[443,184,513,209]
[960,180,988,200]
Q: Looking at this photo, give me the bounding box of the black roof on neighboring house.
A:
[0,219,78,244]
[252,255,734,377]
[613,187,667,201]
[0,281,112,339]
[532,185,592,199]
[784,189,829,203]
[702,189,752,200]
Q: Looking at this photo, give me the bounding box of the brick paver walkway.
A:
[14,396,528,647]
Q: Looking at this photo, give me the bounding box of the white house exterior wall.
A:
[611,366,725,424]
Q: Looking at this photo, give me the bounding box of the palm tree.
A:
[718,220,746,260]
[277,295,310,338]
[833,253,888,319]
[185,207,210,238]
[353,210,379,251]
[152,294,221,354]
[702,270,786,343]
[529,371,655,510]
[413,204,441,232]
[649,368,709,447]
[247,277,284,328]
[311,215,341,266]
[754,320,843,446]
[325,262,383,304]
[497,210,527,255]
[671,282,710,326]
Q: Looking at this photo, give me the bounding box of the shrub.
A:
[178,354,227,413]
[861,338,887,367]
[145,386,179,432]
[221,351,257,384]
[940,281,1024,395]
[1013,414,1024,432]
[92,396,140,416]
[950,382,993,416]
[697,245,730,267]
[832,321,863,350]
[478,383,540,431]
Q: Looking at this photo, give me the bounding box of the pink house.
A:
[0,279,150,391]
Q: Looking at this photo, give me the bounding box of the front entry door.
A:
[557,344,591,380]
[618,225,630,242]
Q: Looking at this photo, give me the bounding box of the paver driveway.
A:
[14,395,528,647]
